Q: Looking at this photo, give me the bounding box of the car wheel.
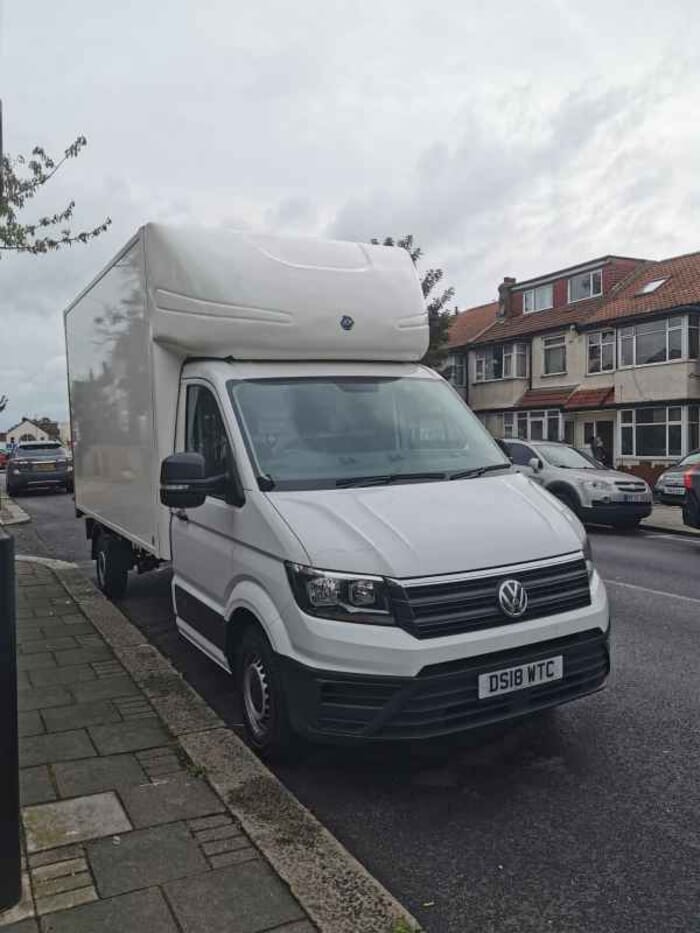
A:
[612,518,641,531]
[95,534,130,599]
[235,625,298,761]
[553,487,580,516]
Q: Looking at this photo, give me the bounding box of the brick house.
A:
[448,252,700,480]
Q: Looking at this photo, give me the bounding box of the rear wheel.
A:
[235,625,297,760]
[95,534,130,599]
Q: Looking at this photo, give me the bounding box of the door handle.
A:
[174,509,189,522]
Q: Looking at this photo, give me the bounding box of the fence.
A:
[0,527,21,911]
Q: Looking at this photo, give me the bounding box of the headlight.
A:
[582,534,594,581]
[581,479,614,491]
[285,563,394,624]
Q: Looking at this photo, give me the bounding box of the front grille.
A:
[390,556,591,639]
[614,479,647,492]
[313,629,609,740]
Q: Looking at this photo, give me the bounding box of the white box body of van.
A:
[65,224,609,748]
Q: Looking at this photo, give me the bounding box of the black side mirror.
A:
[160,453,210,509]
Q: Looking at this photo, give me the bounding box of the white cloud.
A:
[1,0,700,428]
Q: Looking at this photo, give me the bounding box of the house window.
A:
[587,329,615,373]
[568,269,602,303]
[543,335,566,375]
[448,353,466,387]
[503,410,561,441]
[637,277,668,295]
[475,343,528,382]
[689,313,699,359]
[689,405,699,452]
[523,284,553,313]
[620,406,683,458]
[618,316,687,367]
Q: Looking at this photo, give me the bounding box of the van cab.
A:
[65,224,610,756]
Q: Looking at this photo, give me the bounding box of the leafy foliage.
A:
[371,235,456,369]
[0,395,7,414]
[0,136,111,257]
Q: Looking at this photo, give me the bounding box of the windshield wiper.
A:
[336,471,447,488]
[449,462,511,481]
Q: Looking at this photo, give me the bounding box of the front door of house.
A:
[584,419,614,465]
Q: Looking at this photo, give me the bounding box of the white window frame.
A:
[568,269,603,304]
[474,343,529,383]
[618,405,686,460]
[543,334,567,376]
[503,409,562,441]
[523,283,554,314]
[617,315,688,369]
[448,353,466,388]
[587,329,616,374]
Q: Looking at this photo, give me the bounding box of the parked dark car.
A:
[5,442,74,496]
[655,450,700,504]
[682,465,700,529]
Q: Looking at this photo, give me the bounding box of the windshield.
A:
[537,444,597,469]
[680,451,700,466]
[228,376,508,490]
[13,446,68,460]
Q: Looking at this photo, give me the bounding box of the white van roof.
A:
[142,223,429,361]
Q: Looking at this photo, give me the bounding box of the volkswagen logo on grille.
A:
[498,579,528,618]
[340,315,355,331]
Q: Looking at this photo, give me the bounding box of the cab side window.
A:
[185,386,230,495]
[506,442,536,466]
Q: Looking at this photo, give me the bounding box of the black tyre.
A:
[235,625,297,760]
[553,487,580,516]
[6,484,19,497]
[612,518,641,531]
[95,534,130,599]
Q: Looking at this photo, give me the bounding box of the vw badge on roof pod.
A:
[498,579,528,618]
[340,315,355,331]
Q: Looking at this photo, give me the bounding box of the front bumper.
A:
[279,626,610,742]
[581,501,651,523]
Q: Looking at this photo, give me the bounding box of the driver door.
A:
[170,382,239,661]
[506,441,543,484]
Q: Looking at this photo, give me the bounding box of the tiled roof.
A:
[586,251,700,325]
[516,386,577,409]
[470,297,603,345]
[447,301,499,348]
[565,387,615,409]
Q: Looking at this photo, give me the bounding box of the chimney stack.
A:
[497,276,516,320]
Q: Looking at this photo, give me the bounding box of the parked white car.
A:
[65,224,611,756]
[502,439,652,530]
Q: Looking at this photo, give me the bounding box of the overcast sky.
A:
[2,0,700,429]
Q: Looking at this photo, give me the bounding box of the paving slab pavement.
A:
[0,558,418,933]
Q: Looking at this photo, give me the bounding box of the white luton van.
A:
[65,223,610,756]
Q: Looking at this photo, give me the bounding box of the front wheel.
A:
[235,625,297,760]
[95,534,130,599]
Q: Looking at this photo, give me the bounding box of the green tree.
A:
[0,135,111,257]
[0,395,7,414]
[371,234,456,368]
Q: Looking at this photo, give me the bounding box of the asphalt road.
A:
[6,480,700,933]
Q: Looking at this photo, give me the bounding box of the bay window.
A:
[587,329,615,373]
[618,316,692,367]
[503,409,561,441]
[543,334,566,375]
[475,343,528,382]
[689,405,699,452]
[620,407,683,458]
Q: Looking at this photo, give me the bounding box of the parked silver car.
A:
[654,450,700,504]
[502,439,652,529]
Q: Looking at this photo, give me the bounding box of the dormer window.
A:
[523,283,553,313]
[568,269,602,303]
